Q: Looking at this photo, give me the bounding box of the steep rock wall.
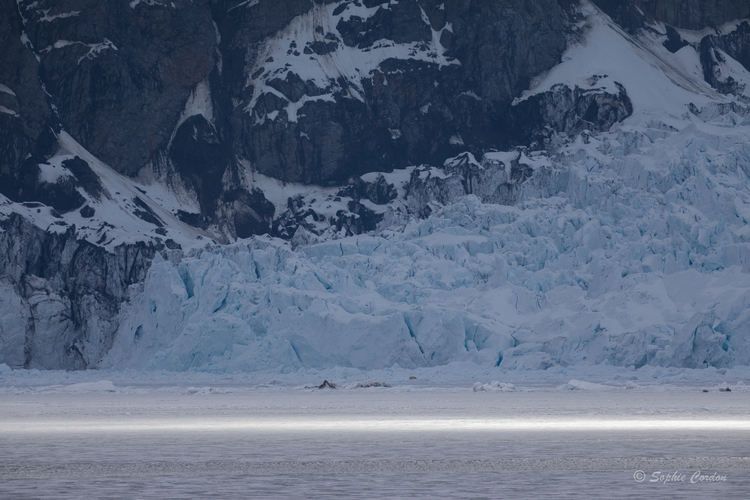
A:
[0,212,162,370]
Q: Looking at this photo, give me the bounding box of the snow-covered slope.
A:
[244,0,458,126]
[521,3,725,115]
[0,132,208,252]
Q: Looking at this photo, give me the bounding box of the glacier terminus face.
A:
[100,100,750,372]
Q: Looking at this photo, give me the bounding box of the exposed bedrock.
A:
[0,213,163,370]
[634,0,750,30]
[699,21,750,96]
[229,0,569,184]
[594,0,750,32]
[17,0,217,177]
[0,0,58,204]
[510,83,634,145]
[1,0,584,234]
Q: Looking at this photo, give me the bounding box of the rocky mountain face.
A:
[0,0,57,204]
[1,0,750,369]
[0,213,161,369]
[595,0,750,31]
[700,20,750,94]
[0,0,580,230]
[635,0,750,30]
[227,0,569,185]
[4,0,748,232]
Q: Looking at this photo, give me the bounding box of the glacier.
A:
[100,102,750,372]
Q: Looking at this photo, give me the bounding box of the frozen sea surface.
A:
[1,381,749,499]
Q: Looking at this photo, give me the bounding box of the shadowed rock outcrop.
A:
[0,213,164,370]
[700,21,750,95]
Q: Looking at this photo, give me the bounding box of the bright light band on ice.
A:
[6,418,750,434]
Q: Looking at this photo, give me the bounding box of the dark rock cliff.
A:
[700,21,750,95]
[634,0,750,30]
[19,0,217,177]
[595,0,750,32]
[227,0,569,185]
[0,212,162,369]
[2,0,571,209]
[0,0,58,204]
[4,0,749,224]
